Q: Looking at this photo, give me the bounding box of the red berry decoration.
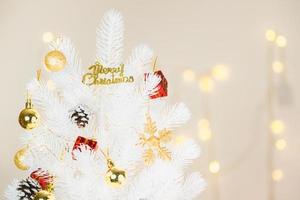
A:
[144,70,168,99]
[30,168,54,190]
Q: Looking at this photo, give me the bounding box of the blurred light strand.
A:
[270,120,285,135]
[272,169,283,182]
[198,118,212,141]
[183,69,196,82]
[43,32,55,43]
[265,29,288,198]
[265,29,277,42]
[272,61,284,74]
[275,139,287,151]
[209,160,220,174]
[198,75,215,92]
[276,35,287,47]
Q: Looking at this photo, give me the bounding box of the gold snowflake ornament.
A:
[139,114,172,164]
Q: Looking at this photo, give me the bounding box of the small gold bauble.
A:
[105,166,126,187]
[14,146,29,170]
[19,107,40,130]
[33,190,55,200]
[44,50,66,72]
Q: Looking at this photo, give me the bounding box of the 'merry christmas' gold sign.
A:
[82,62,134,85]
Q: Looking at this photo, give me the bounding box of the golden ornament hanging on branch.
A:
[139,114,172,165]
[33,190,55,200]
[105,167,126,187]
[18,93,40,130]
[44,50,66,72]
[14,146,29,170]
[100,149,126,188]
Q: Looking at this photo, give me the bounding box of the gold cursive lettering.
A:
[82,62,134,86]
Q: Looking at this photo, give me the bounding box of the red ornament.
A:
[30,168,53,190]
[144,70,168,99]
[72,136,98,154]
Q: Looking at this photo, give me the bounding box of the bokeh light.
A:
[198,118,210,129]
[276,35,287,47]
[212,65,229,81]
[270,120,285,135]
[209,161,220,174]
[183,69,196,82]
[272,169,283,182]
[265,30,277,42]
[43,32,55,43]
[198,75,215,92]
[198,118,212,141]
[174,134,188,145]
[275,139,287,151]
[198,127,212,141]
[272,61,284,74]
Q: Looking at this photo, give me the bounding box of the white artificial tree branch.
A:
[6,10,205,200]
[96,9,124,67]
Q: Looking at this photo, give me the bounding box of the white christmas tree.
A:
[5,10,205,200]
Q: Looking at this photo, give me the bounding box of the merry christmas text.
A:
[82,62,134,86]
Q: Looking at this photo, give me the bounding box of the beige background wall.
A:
[0,0,299,200]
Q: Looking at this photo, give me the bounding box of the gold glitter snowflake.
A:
[139,114,172,164]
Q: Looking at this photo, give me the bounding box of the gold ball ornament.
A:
[44,50,66,72]
[105,166,126,188]
[14,146,29,170]
[33,190,55,200]
[19,99,40,130]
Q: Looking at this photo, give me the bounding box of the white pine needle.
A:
[181,173,206,200]
[159,103,191,130]
[96,9,124,66]
[143,73,161,98]
[171,139,201,168]
[126,44,154,76]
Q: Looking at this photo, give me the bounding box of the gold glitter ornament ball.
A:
[105,166,126,187]
[33,190,55,200]
[19,99,40,130]
[14,146,29,170]
[44,50,66,72]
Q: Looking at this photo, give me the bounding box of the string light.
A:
[43,32,55,43]
[276,35,287,47]
[265,30,277,42]
[275,139,287,151]
[209,161,220,174]
[198,75,215,92]
[183,69,196,82]
[270,120,285,135]
[272,169,283,182]
[264,29,287,198]
[198,118,210,129]
[198,127,212,141]
[212,65,229,81]
[198,118,212,141]
[272,61,284,74]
